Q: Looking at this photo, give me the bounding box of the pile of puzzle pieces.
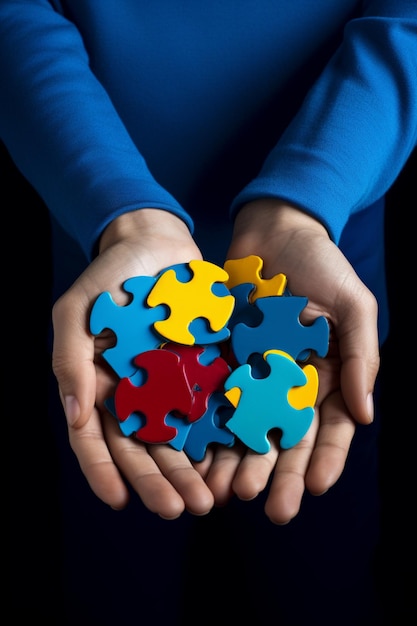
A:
[90,255,329,460]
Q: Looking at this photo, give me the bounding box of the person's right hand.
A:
[194,199,380,525]
[51,209,216,519]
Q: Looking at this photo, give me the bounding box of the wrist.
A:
[99,208,191,253]
[233,198,329,242]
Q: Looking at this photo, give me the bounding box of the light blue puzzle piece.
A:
[165,414,193,450]
[105,397,144,436]
[90,275,167,378]
[119,413,143,436]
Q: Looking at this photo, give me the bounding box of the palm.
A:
[198,202,378,523]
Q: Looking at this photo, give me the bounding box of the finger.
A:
[105,415,214,519]
[230,439,279,502]
[341,354,379,424]
[305,391,356,495]
[191,446,215,479]
[337,285,380,425]
[52,287,97,429]
[203,441,247,506]
[263,416,320,525]
[150,445,215,517]
[68,405,131,509]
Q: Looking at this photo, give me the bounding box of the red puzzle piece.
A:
[114,349,193,443]
[162,342,231,422]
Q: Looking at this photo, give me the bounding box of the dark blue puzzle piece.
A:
[228,283,260,330]
[231,295,329,365]
[195,342,221,365]
[182,392,235,461]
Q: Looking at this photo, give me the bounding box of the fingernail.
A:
[64,395,80,426]
[367,393,374,423]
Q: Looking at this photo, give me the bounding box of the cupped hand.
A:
[196,199,380,525]
[52,209,215,519]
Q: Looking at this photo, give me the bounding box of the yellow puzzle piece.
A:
[224,255,287,302]
[147,260,235,345]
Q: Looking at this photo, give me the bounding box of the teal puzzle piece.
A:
[224,351,315,453]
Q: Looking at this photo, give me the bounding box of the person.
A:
[2,1,416,624]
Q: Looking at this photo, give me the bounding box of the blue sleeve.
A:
[0,0,194,260]
[231,0,417,244]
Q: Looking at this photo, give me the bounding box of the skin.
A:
[52,200,379,524]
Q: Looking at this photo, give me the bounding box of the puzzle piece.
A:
[224,349,318,408]
[93,256,329,459]
[90,275,167,378]
[106,396,192,446]
[164,414,193,450]
[224,350,316,452]
[114,349,193,443]
[162,342,231,422]
[287,366,318,411]
[224,255,287,302]
[228,283,261,330]
[231,295,329,365]
[182,392,235,461]
[105,396,145,437]
[147,260,235,345]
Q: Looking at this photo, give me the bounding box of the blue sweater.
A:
[1,0,416,343]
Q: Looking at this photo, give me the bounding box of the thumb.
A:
[52,291,97,429]
[341,355,379,425]
[338,290,380,425]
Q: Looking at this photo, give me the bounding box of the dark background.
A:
[377,147,416,620]
[6,141,416,621]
